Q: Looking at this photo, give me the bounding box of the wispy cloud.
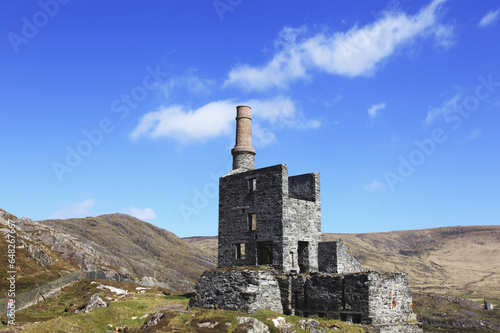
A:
[224,0,449,91]
[364,179,386,192]
[125,207,157,221]
[424,93,462,126]
[130,96,320,145]
[433,24,456,50]
[50,199,95,219]
[368,103,386,119]
[478,9,499,28]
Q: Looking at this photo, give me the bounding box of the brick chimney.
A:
[231,105,256,171]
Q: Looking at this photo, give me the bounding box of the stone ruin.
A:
[189,105,422,332]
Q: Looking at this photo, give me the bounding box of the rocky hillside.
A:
[185,226,500,299]
[0,208,216,293]
[0,209,79,295]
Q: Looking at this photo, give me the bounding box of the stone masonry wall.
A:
[318,240,364,274]
[282,172,321,273]
[232,152,255,172]
[367,271,417,326]
[188,268,283,314]
[282,272,370,323]
[218,164,287,270]
[190,268,421,332]
[276,270,419,329]
[288,174,316,201]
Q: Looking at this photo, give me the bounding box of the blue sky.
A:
[1,0,499,237]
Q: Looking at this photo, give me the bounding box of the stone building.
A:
[190,105,422,332]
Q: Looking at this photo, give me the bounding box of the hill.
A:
[0,209,78,295]
[0,208,216,293]
[323,225,500,299]
[184,226,500,298]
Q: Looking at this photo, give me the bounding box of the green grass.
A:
[0,279,367,333]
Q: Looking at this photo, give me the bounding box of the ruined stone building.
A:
[190,105,422,332]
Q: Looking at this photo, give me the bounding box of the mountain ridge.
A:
[0,209,216,293]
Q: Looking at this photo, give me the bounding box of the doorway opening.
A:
[257,241,273,265]
[298,241,309,273]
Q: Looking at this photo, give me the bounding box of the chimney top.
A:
[231,105,256,171]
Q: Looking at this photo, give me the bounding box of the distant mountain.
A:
[185,226,500,299]
[0,208,216,293]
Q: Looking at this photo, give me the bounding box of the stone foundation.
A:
[190,268,422,332]
[188,268,283,313]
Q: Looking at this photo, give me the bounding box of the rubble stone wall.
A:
[318,240,363,274]
[188,268,283,314]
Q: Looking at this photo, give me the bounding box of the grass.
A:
[0,279,366,333]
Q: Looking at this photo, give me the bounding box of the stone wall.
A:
[190,268,421,332]
[218,165,322,274]
[280,272,369,322]
[188,268,283,314]
[278,271,418,329]
[218,164,287,270]
[318,240,363,274]
[288,173,317,201]
[367,272,417,326]
[282,171,321,273]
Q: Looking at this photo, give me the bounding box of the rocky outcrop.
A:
[26,243,54,266]
[15,217,110,271]
[188,268,283,313]
[141,312,165,330]
[139,276,170,289]
[236,317,270,333]
[81,294,107,313]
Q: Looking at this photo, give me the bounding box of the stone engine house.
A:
[190,105,422,332]
[218,105,360,275]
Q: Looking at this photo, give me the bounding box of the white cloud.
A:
[50,199,95,219]
[364,179,386,192]
[130,100,235,143]
[125,207,157,221]
[368,103,386,119]
[131,96,320,145]
[424,93,461,126]
[478,9,499,28]
[224,0,448,91]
